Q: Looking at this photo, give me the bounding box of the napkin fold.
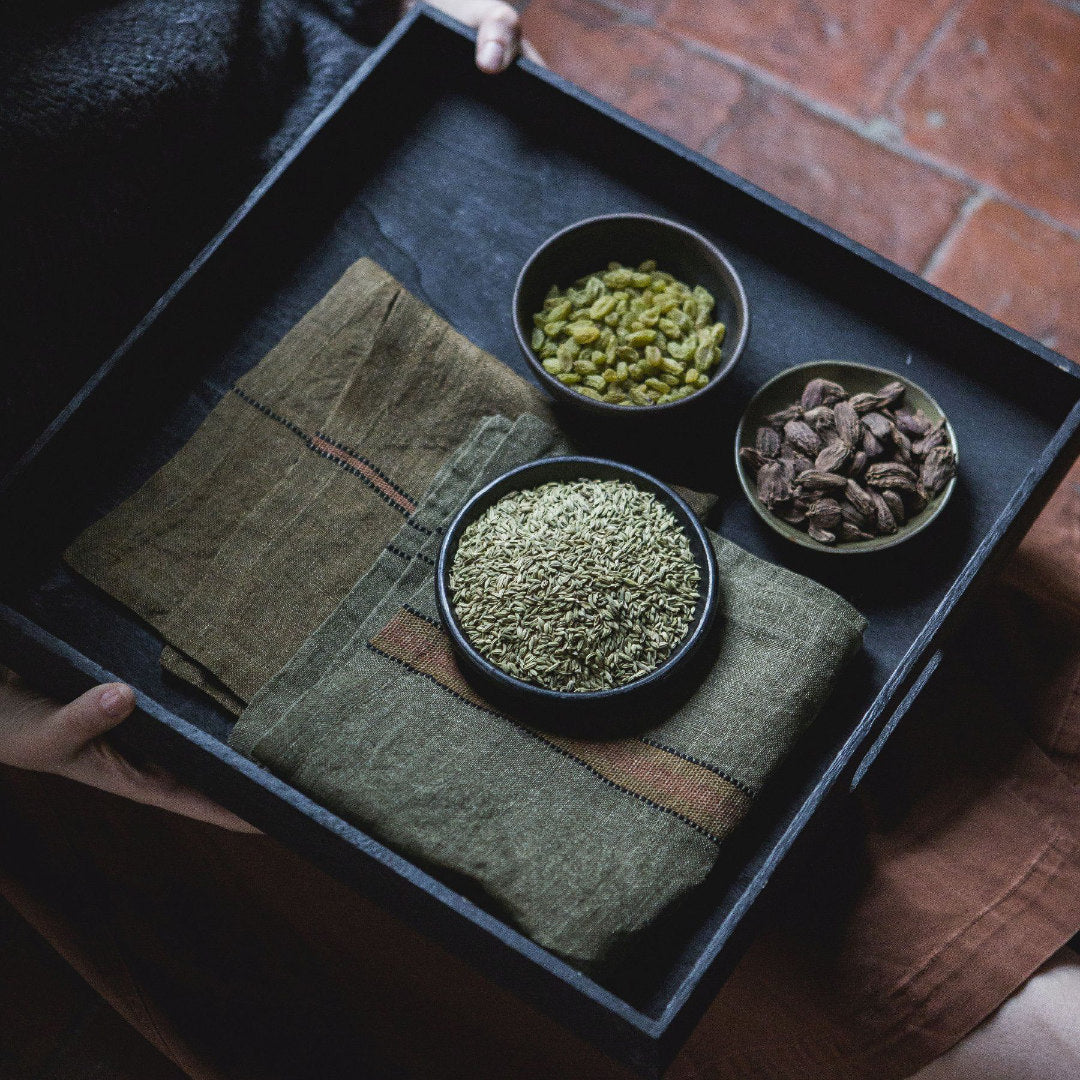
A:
[231,411,866,969]
[66,257,554,710]
[67,256,715,712]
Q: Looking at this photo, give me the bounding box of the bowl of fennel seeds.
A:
[436,457,718,731]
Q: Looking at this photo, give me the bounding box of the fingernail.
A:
[478,40,504,72]
[99,686,132,717]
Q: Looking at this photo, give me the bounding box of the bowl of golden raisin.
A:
[513,214,749,415]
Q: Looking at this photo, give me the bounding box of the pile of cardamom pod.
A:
[739,376,956,545]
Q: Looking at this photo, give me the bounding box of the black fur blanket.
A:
[0,0,394,471]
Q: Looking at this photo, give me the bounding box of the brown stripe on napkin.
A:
[230,385,421,516]
[369,605,752,842]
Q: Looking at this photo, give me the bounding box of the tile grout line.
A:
[880,0,973,117]
[569,0,1080,246]
[1000,196,1080,243]
[670,30,981,183]
[698,59,772,159]
[920,188,992,277]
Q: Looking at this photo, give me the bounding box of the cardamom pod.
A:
[801,378,847,409]
[912,420,947,457]
[869,489,898,534]
[848,392,884,414]
[839,522,874,542]
[861,411,892,440]
[784,419,822,456]
[908,483,931,515]
[845,479,877,517]
[756,461,791,507]
[891,425,913,464]
[807,524,837,545]
[815,440,850,473]
[796,470,849,492]
[766,404,804,427]
[862,429,884,458]
[864,462,918,488]
[803,405,836,431]
[920,446,956,496]
[739,446,770,476]
[807,498,843,530]
[776,502,808,525]
[879,381,906,407]
[756,426,781,457]
[834,400,860,448]
[841,500,874,532]
[894,407,932,438]
[780,447,814,476]
[881,489,906,525]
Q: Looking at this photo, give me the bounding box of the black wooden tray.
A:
[3,9,1080,1074]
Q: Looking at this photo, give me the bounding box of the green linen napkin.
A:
[63,254,863,968]
[230,412,867,970]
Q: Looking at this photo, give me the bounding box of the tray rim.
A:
[2,7,1080,1071]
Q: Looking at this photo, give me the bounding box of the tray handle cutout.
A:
[848,648,944,792]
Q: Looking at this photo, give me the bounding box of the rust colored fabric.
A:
[2,458,1080,1078]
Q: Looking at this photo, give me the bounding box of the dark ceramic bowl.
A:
[513,214,750,418]
[735,361,959,554]
[435,457,719,733]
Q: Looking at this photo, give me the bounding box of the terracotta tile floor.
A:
[523,0,1080,362]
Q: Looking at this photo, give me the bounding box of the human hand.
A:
[0,672,258,833]
[420,0,544,73]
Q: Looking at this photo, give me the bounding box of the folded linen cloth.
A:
[230,411,866,969]
[65,255,863,967]
[66,257,555,710]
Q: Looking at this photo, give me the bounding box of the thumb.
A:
[45,683,262,834]
[50,682,136,752]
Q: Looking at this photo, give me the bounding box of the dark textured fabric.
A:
[0,0,394,473]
